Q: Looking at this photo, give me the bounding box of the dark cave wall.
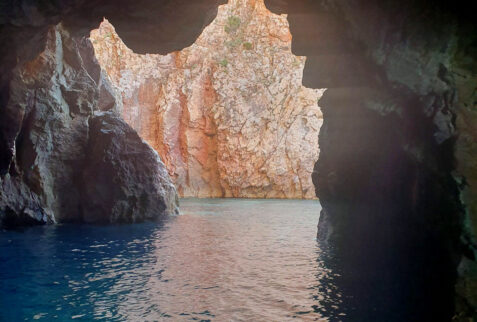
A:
[265,0,477,319]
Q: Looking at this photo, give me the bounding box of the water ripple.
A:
[0,199,344,321]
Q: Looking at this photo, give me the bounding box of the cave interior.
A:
[0,0,476,320]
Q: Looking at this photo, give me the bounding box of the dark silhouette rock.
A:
[82,111,179,224]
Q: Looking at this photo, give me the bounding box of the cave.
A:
[0,0,476,320]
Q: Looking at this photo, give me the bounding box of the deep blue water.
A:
[0,199,348,321]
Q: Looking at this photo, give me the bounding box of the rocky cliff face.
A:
[0,23,178,226]
[90,0,323,199]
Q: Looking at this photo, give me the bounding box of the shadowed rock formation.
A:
[82,111,179,223]
[0,15,182,225]
[265,0,477,319]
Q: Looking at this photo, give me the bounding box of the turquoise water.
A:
[0,199,346,321]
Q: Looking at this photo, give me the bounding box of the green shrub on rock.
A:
[219,59,229,67]
[243,42,253,50]
[224,16,241,34]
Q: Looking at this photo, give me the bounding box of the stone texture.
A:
[0,23,178,226]
[0,25,94,226]
[452,40,477,319]
[90,0,324,199]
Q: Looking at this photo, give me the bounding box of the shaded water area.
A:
[1,199,355,321]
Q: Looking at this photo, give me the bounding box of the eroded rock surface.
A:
[90,0,324,199]
[0,24,178,226]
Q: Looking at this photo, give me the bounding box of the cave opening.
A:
[89,0,326,199]
[0,0,476,320]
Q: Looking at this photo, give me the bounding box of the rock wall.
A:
[0,24,178,226]
[453,42,477,319]
[90,0,323,199]
[266,0,477,319]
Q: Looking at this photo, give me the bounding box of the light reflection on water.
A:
[0,198,344,321]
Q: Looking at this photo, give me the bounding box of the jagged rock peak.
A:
[91,0,325,199]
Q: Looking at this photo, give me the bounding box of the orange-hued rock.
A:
[91,0,324,198]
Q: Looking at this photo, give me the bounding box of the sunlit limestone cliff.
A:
[90,0,324,199]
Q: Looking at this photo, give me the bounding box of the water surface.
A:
[0,199,345,321]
